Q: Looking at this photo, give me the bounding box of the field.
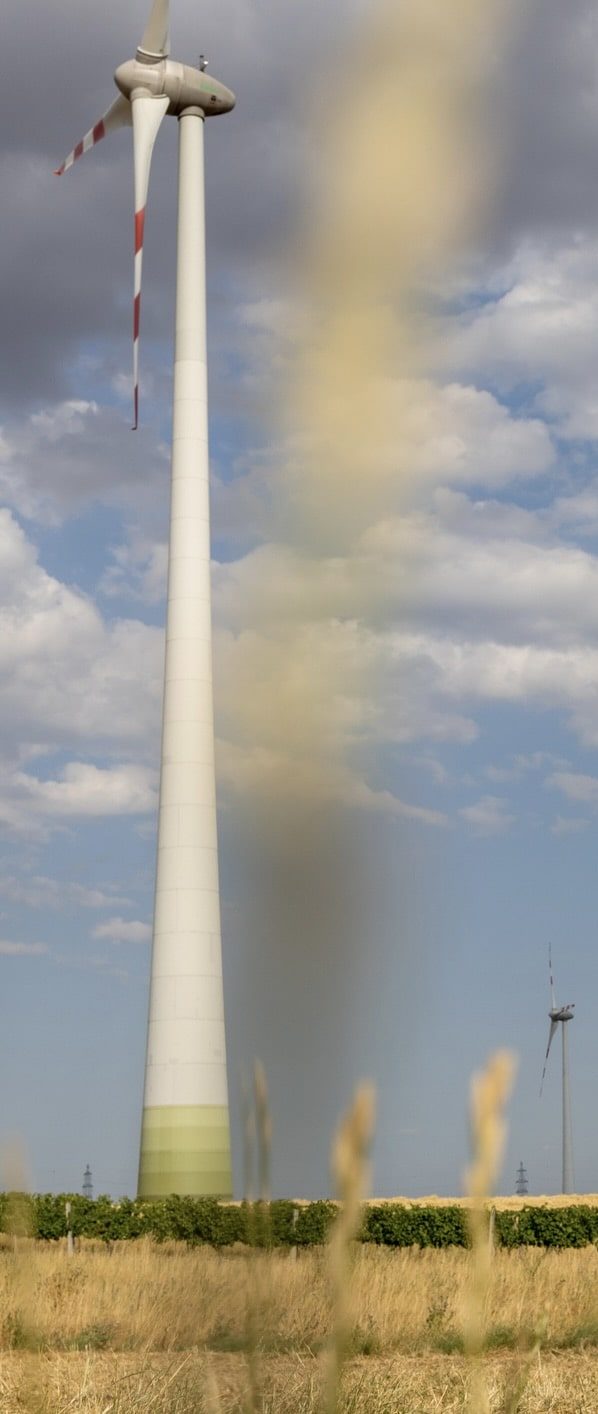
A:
[1,1060,592,1412]
[3,1240,598,1412]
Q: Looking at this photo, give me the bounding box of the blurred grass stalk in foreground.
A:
[323,1084,376,1414]
[463,1051,545,1414]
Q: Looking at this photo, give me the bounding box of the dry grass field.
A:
[1,1056,592,1411]
[4,1349,598,1414]
[364,1193,598,1209]
[1,1241,598,1412]
[2,1241,598,1355]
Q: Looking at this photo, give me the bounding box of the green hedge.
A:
[494,1206,598,1248]
[363,1204,469,1248]
[2,1194,598,1248]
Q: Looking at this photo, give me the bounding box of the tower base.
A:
[138,1103,232,1198]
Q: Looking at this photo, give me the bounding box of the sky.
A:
[2,0,598,1199]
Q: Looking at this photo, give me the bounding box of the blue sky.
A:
[2,0,598,1199]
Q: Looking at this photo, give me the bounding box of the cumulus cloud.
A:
[0,876,132,911]
[0,509,166,841]
[211,468,598,801]
[548,772,598,806]
[391,634,598,750]
[0,941,48,958]
[448,241,598,442]
[92,917,152,944]
[459,795,516,835]
[217,741,446,828]
[99,531,168,604]
[0,399,168,525]
[213,381,556,561]
[215,493,598,646]
[0,508,162,764]
[0,764,157,837]
[551,815,590,837]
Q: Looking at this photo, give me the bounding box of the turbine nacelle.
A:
[549,1005,574,1023]
[114,58,235,117]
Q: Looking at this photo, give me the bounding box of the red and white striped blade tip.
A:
[54,95,131,175]
[54,119,107,175]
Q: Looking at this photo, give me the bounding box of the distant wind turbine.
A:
[55,0,236,1198]
[540,948,575,1194]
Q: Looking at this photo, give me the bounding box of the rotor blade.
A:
[540,1019,558,1096]
[138,0,170,60]
[131,92,169,428]
[54,94,131,175]
[549,944,557,1009]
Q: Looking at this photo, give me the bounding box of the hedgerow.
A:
[2,1195,598,1247]
[363,1204,469,1247]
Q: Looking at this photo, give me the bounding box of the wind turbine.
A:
[540,948,575,1194]
[55,1,235,1198]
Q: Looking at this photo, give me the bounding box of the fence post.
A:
[488,1205,496,1257]
[66,1200,74,1256]
[290,1205,299,1260]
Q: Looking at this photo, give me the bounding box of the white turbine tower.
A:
[55,0,235,1198]
[540,948,575,1195]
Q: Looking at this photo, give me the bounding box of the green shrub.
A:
[363,1204,469,1248]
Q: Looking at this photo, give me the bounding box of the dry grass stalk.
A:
[322,1084,376,1414]
[204,1360,223,1414]
[463,1051,516,1413]
[241,1077,256,1204]
[254,1062,272,1208]
[240,1062,275,1414]
[2,1142,46,1414]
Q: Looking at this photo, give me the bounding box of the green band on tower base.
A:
[138,1104,232,1198]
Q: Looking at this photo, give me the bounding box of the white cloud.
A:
[215,488,598,652]
[214,378,556,553]
[459,795,515,835]
[0,941,48,957]
[20,763,157,817]
[0,511,165,839]
[394,633,598,749]
[548,772,598,806]
[217,740,446,827]
[484,764,522,784]
[551,815,590,837]
[92,917,152,944]
[514,752,568,772]
[402,382,555,489]
[0,764,157,836]
[0,875,132,910]
[0,507,162,760]
[99,532,168,604]
[213,509,598,790]
[448,241,598,441]
[411,756,450,785]
[0,399,168,526]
